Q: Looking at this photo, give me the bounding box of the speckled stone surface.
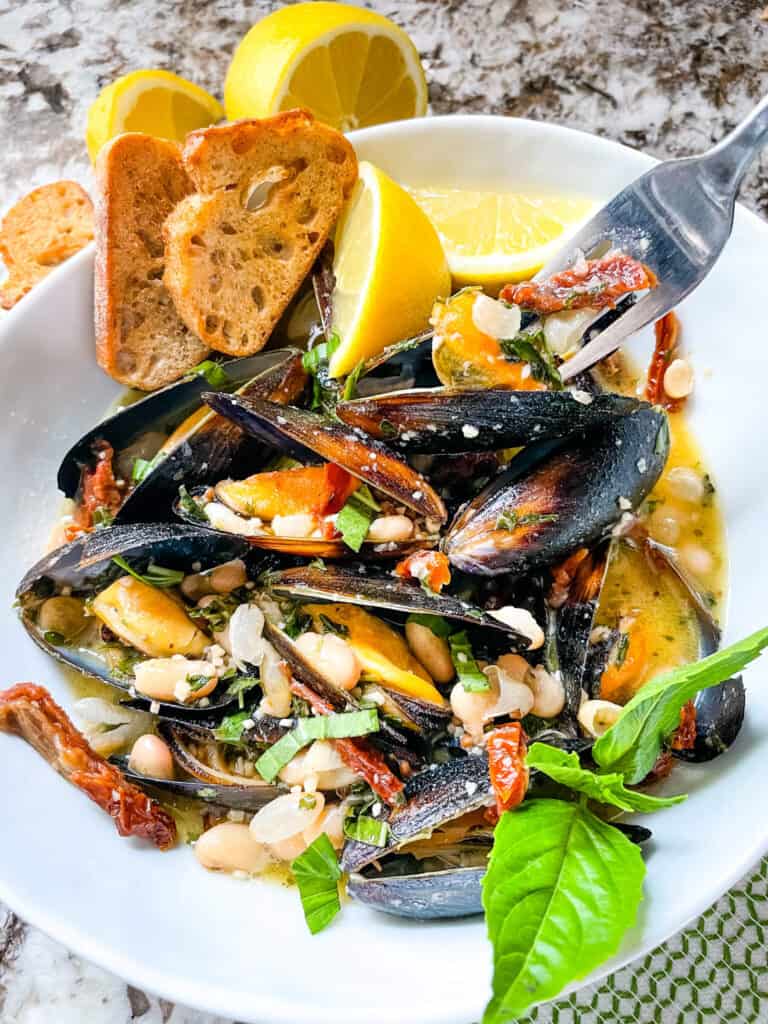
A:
[2,2,768,1022]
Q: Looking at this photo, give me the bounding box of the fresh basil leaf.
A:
[449,631,489,692]
[406,613,452,639]
[255,708,379,781]
[499,330,563,390]
[482,799,645,1023]
[342,360,365,401]
[111,556,184,589]
[593,627,768,783]
[526,742,685,812]
[131,452,164,485]
[343,812,390,847]
[177,484,208,523]
[214,710,251,744]
[291,833,342,935]
[336,486,380,552]
[191,359,229,389]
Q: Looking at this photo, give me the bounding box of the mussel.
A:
[58,350,307,530]
[16,523,261,715]
[173,390,446,558]
[444,400,669,576]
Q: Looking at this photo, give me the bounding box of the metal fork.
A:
[547,95,768,382]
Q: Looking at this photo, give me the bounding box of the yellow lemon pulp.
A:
[408,187,595,290]
[329,161,451,378]
[303,603,446,706]
[86,69,223,163]
[224,2,427,132]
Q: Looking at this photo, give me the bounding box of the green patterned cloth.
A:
[525,856,768,1022]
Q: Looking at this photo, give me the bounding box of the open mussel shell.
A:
[341,754,493,872]
[17,524,254,716]
[116,351,307,524]
[173,486,434,561]
[202,392,447,523]
[336,389,646,454]
[348,861,486,920]
[444,403,669,577]
[111,754,284,812]
[641,536,745,762]
[268,564,530,644]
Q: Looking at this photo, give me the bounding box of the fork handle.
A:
[700,94,768,200]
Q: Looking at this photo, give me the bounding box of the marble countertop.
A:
[2,1,768,1022]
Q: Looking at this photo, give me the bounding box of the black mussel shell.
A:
[112,755,284,811]
[348,862,485,919]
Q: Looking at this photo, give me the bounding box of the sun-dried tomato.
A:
[487,722,529,814]
[671,699,697,751]
[290,680,405,805]
[72,440,124,535]
[394,550,451,593]
[322,464,360,515]
[646,312,683,411]
[501,253,656,315]
[0,684,176,849]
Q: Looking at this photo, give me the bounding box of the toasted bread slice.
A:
[0,181,94,309]
[163,110,357,356]
[95,133,209,390]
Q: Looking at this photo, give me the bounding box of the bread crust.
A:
[163,110,357,356]
[94,133,209,391]
[0,181,93,309]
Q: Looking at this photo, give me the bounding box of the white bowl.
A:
[1,115,767,1024]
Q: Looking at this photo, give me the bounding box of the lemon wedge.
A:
[329,161,450,379]
[224,2,427,132]
[408,188,595,290]
[86,70,223,163]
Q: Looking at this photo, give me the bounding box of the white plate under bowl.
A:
[1,115,767,1024]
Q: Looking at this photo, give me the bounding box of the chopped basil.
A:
[283,605,311,640]
[302,334,341,375]
[343,812,390,847]
[302,334,342,413]
[188,591,241,632]
[614,632,630,668]
[406,612,452,639]
[255,708,379,782]
[111,556,184,589]
[131,452,164,485]
[225,674,260,709]
[341,360,365,401]
[496,509,559,532]
[177,485,208,523]
[449,631,489,692]
[336,484,380,553]
[186,673,213,693]
[291,833,342,935]
[191,359,229,389]
[92,506,115,529]
[500,330,563,389]
[213,710,251,744]
[43,629,65,645]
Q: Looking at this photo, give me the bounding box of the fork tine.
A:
[559,281,679,382]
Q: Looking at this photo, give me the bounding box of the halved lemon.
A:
[329,161,450,379]
[224,2,427,132]
[408,188,595,291]
[86,70,223,163]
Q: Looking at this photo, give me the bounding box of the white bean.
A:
[204,501,265,536]
[578,699,622,738]
[128,734,175,780]
[487,606,544,649]
[678,543,714,578]
[132,657,217,703]
[272,513,317,538]
[258,644,292,718]
[494,653,530,682]
[663,358,694,399]
[195,822,271,875]
[250,791,325,844]
[294,631,361,690]
[527,665,565,718]
[405,622,454,683]
[366,515,414,544]
[302,803,346,851]
[450,681,497,741]
[483,666,534,719]
[665,466,705,504]
[472,293,521,340]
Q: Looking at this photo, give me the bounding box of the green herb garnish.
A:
[449,631,489,692]
[593,627,768,783]
[526,743,685,812]
[43,630,65,645]
[177,484,208,523]
[341,360,365,401]
[214,710,251,744]
[186,673,213,693]
[482,800,645,1023]
[112,556,184,589]
[495,509,559,532]
[291,833,342,935]
[225,674,260,709]
[336,484,381,553]
[302,334,341,375]
[188,591,241,632]
[131,452,164,485]
[500,329,563,389]
[343,813,390,847]
[191,359,229,389]
[255,708,379,782]
[92,506,115,529]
